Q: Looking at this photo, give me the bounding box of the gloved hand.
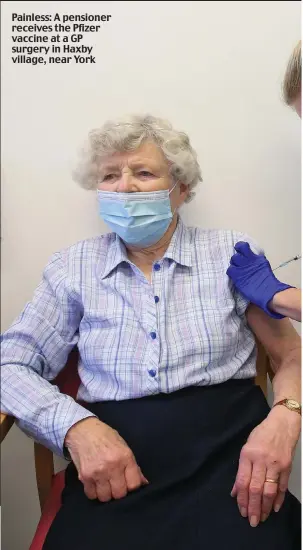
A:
[226,241,293,319]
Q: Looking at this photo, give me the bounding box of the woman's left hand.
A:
[231,406,301,527]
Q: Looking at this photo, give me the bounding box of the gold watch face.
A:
[286,399,300,409]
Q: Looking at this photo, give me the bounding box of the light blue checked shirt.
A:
[1,217,261,457]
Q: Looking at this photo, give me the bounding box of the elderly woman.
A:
[0,115,301,550]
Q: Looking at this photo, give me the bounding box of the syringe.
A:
[273,254,301,271]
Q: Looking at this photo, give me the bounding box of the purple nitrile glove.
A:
[226,241,293,319]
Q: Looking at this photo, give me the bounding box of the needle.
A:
[273,255,301,271]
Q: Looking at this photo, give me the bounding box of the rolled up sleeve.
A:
[0,252,96,457]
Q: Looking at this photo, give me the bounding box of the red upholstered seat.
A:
[29,469,65,550]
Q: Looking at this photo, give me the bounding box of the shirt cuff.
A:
[42,397,97,458]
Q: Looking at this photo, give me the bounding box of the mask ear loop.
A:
[169,181,178,196]
[169,181,179,217]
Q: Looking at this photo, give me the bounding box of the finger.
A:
[233,455,252,518]
[262,483,278,521]
[279,468,291,495]
[274,469,291,513]
[95,477,112,502]
[109,471,128,500]
[83,479,98,500]
[248,462,266,527]
[230,253,248,267]
[261,468,280,521]
[274,490,286,514]
[226,265,234,278]
[274,491,285,512]
[140,469,149,485]
[125,461,145,492]
[234,241,256,259]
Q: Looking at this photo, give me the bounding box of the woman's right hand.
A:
[65,417,148,502]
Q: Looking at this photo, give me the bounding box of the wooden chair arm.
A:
[34,442,55,510]
[255,340,275,397]
[0,411,54,510]
[0,413,15,443]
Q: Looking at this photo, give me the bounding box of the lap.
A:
[43,382,301,550]
[43,468,301,550]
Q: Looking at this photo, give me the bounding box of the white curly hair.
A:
[72,114,202,202]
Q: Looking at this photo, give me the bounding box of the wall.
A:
[1,1,301,548]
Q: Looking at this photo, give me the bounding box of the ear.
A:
[179,182,189,201]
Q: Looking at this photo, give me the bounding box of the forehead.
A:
[293,94,301,118]
[100,141,169,171]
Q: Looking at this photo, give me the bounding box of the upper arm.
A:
[246,304,301,372]
[1,252,82,379]
[229,230,264,318]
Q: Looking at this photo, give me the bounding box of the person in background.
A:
[227,41,301,322]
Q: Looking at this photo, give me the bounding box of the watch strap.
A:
[273,399,301,416]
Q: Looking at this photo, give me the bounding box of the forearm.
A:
[268,346,301,431]
[1,364,96,456]
[269,288,301,322]
[271,344,301,403]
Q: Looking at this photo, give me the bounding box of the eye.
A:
[138,171,154,177]
[103,174,115,181]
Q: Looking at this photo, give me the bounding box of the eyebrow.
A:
[100,164,120,173]
[100,160,159,172]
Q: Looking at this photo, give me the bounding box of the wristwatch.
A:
[273,399,302,416]
[63,445,72,461]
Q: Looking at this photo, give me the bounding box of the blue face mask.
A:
[97,185,177,247]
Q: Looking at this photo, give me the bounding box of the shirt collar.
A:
[163,216,193,267]
[100,216,193,279]
[100,234,129,279]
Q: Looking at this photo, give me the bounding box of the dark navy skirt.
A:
[43,380,301,549]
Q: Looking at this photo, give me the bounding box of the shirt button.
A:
[154,296,159,303]
[154,263,161,271]
[148,369,157,378]
[150,331,157,340]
